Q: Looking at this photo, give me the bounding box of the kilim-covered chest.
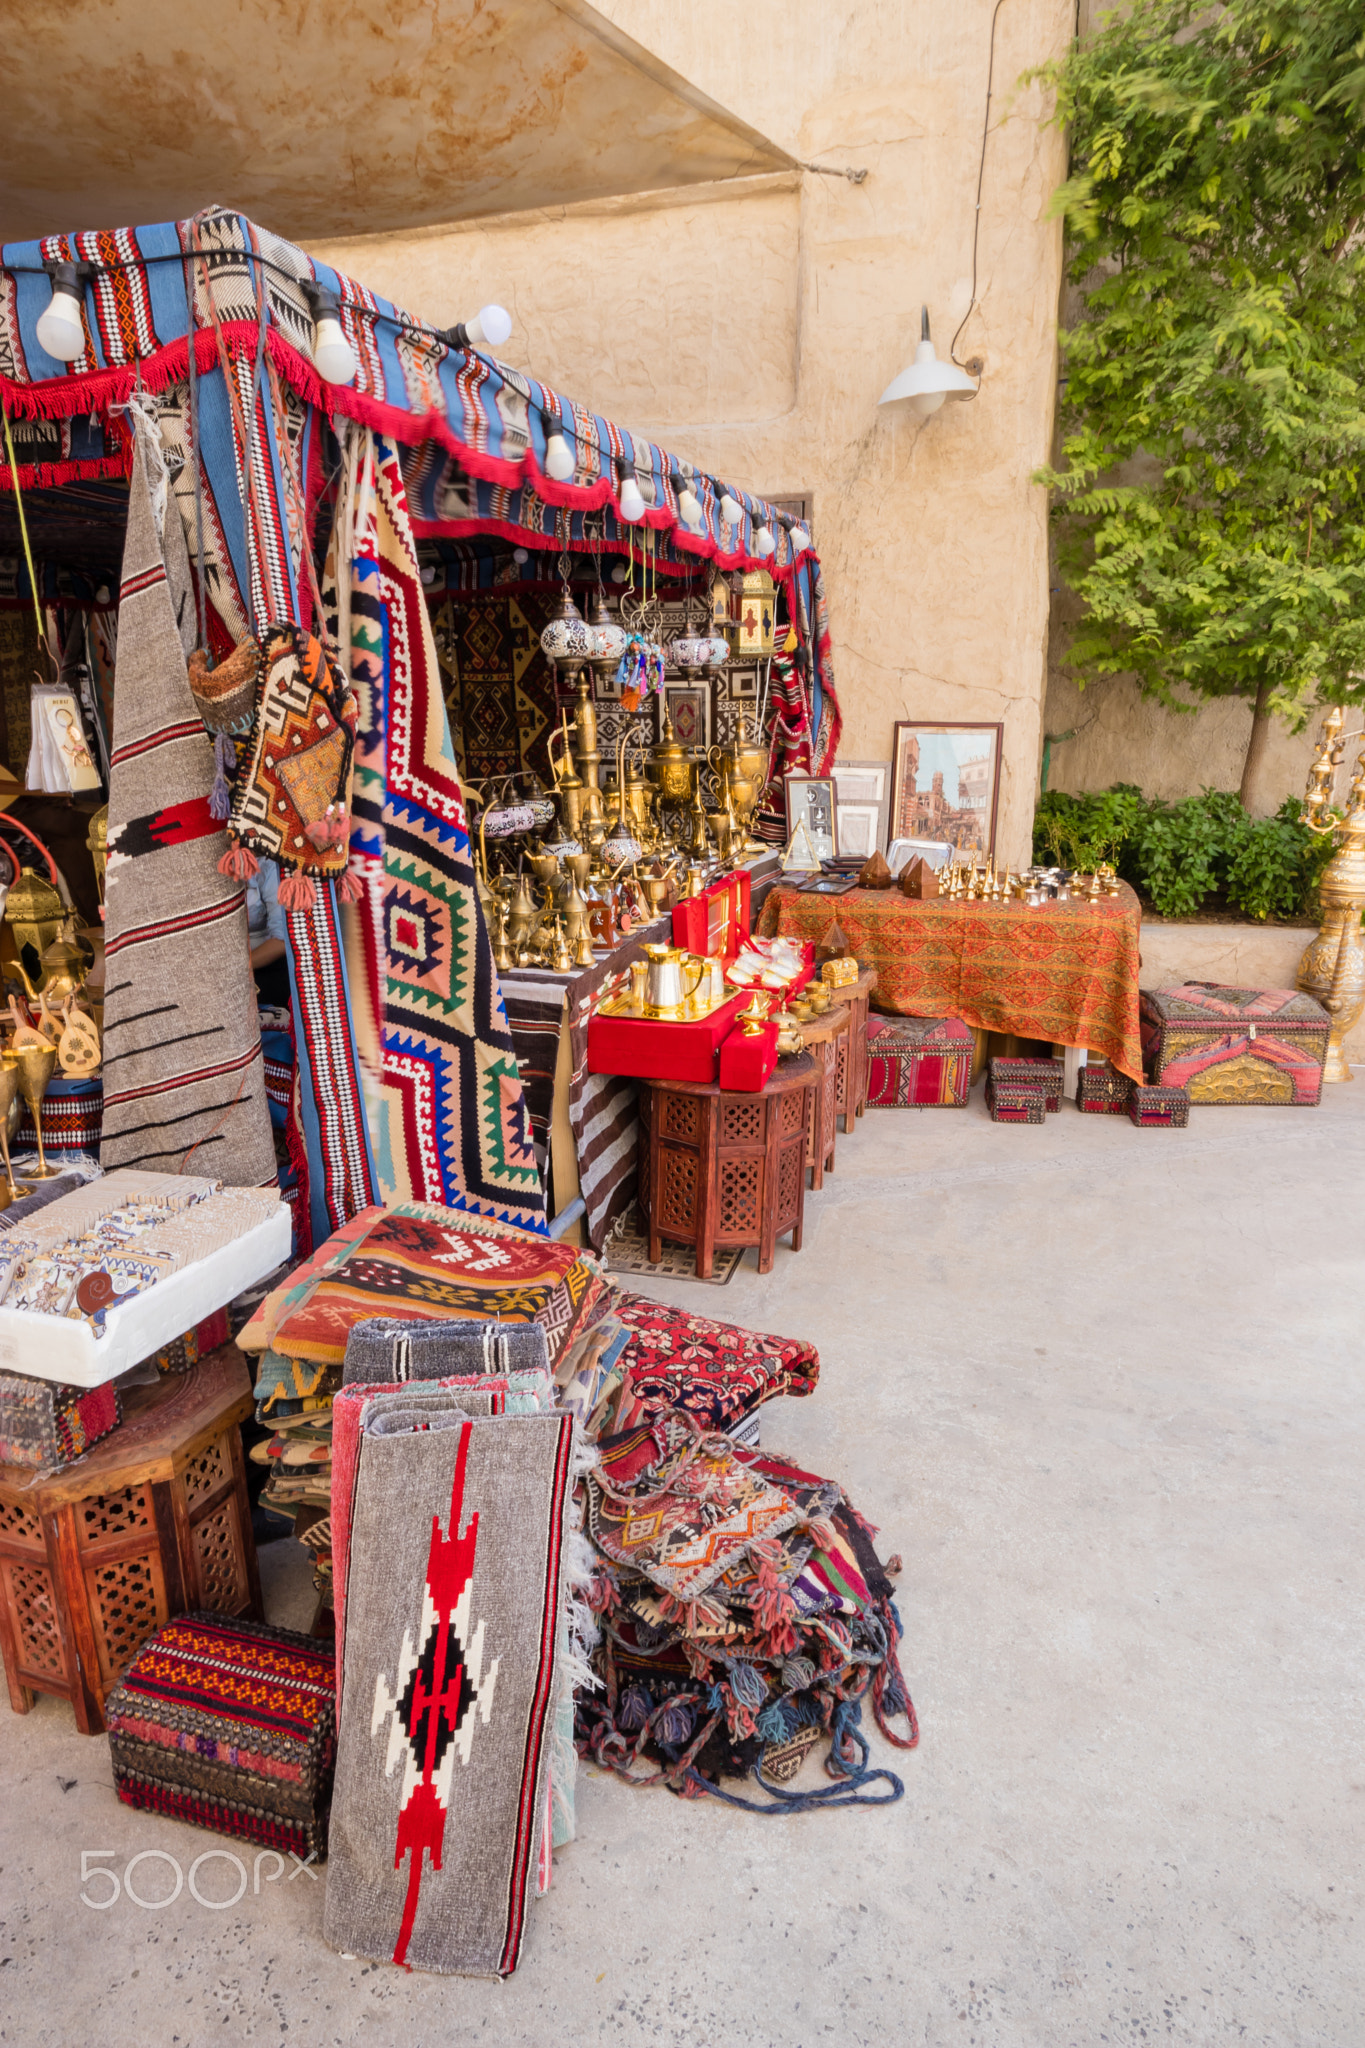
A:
[865,1013,973,1107]
[1139,983,1330,1105]
[1127,1083,1191,1128]
[989,1055,1064,1113]
[106,1612,336,1857]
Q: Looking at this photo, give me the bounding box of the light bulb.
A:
[909,389,947,418]
[618,475,646,523]
[420,564,437,586]
[677,483,702,530]
[719,492,743,527]
[544,426,575,481]
[791,525,811,553]
[467,303,512,348]
[610,562,628,583]
[755,522,775,558]
[312,315,357,385]
[36,265,86,362]
[513,547,530,563]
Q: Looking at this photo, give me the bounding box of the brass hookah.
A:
[1298,705,1365,1082]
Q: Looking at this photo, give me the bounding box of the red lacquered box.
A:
[718,1018,779,1092]
[672,869,751,961]
[588,992,751,1083]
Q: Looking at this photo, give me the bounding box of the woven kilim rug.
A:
[330,432,544,1230]
[100,419,276,1186]
[324,1410,573,1976]
[605,1205,743,1285]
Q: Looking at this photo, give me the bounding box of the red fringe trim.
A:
[0,324,815,585]
[0,455,129,491]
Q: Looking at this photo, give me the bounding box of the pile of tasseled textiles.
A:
[236,1199,915,1975]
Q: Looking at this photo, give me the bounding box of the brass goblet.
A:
[0,1054,30,1204]
[15,1041,60,1178]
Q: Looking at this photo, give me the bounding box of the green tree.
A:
[1036,0,1365,808]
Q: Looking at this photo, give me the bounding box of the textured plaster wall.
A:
[314,0,1077,866]
[1044,590,1322,814]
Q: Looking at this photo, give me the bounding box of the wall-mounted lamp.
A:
[36,261,93,362]
[878,306,978,417]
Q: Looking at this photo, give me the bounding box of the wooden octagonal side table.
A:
[0,1345,261,1734]
[639,1052,817,1278]
[795,1003,851,1192]
[832,968,878,1131]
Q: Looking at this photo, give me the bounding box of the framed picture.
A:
[832,761,890,859]
[889,722,1002,866]
[784,773,838,862]
[663,685,708,751]
[729,667,759,701]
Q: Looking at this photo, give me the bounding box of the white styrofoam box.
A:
[0,1205,291,1389]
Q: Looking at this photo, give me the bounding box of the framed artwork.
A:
[730,667,759,701]
[889,722,1002,866]
[663,685,708,751]
[784,773,838,862]
[833,761,890,859]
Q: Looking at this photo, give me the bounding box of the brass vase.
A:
[0,1054,27,1204]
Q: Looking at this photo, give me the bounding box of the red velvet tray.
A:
[587,991,751,1083]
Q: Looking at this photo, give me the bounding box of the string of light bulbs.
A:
[12,248,809,553]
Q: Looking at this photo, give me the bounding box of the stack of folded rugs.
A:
[130,1199,916,1980]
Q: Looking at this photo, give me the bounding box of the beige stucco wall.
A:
[1043,591,1321,814]
[312,0,1077,866]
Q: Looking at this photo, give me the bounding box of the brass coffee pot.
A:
[650,712,695,805]
[640,943,705,1015]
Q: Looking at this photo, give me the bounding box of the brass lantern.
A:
[727,568,776,661]
[5,868,66,999]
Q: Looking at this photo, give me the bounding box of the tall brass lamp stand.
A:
[1298,707,1365,1082]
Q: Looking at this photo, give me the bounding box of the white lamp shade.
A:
[878,336,976,411]
[719,492,743,526]
[313,315,357,386]
[544,428,575,481]
[467,303,512,348]
[618,476,646,523]
[36,285,86,362]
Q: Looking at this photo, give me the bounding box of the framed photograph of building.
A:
[784,773,838,861]
[889,722,1002,865]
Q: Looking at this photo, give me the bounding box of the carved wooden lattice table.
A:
[638,1052,817,1278]
[0,1345,261,1734]
[794,1004,851,1191]
[832,968,878,1131]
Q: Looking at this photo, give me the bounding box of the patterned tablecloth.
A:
[758,880,1144,1082]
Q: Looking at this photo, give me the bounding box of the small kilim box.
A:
[985,1077,1047,1125]
[0,1372,121,1471]
[989,1056,1064,1113]
[106,1613,337,1859]
[821,956,859,988]
[1077,1059,1133,1115]
[1127,1083,1190,1128]
[866,1014,973,1107]
[1139,982,1330,1105]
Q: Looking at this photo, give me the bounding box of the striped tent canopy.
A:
[0,207,837,762]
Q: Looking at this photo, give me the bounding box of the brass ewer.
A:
[650,711,695,806]
[5,868,66,1000]
[1298,706,1365,1081]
